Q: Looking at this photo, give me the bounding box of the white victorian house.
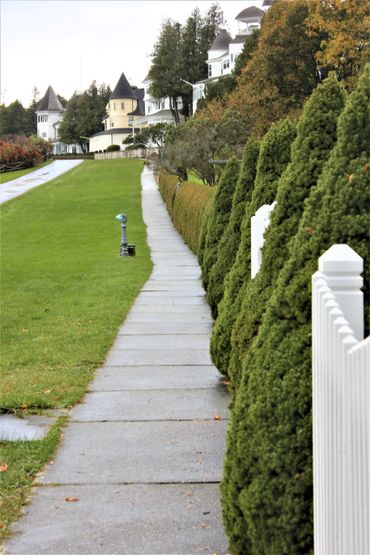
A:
[191,4,268,113]
[36,86,83,155]
[129,76,183,131]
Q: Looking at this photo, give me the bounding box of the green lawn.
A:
[0,160,53,185]
[0,159,152,538]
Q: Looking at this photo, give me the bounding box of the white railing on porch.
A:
[312,244,370,555]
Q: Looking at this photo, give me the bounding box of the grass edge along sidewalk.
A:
[0,159,152,540]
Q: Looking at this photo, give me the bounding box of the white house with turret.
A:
[191,3,272,113]
[36,86,83,154]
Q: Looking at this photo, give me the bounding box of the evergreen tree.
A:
[229,74,347,390]
[0,100,34,136]
[58,81,111,152]
[201,157,241,291]
[211,119,296,376]
[207,139,259,318]
[222,64,370,555]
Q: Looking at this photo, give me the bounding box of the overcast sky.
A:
[1,0,263,107]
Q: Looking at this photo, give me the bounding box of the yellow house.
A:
[89,72,145,152]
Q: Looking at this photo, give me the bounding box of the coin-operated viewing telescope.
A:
[115,213,136,257]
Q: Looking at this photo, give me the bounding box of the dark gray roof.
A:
[110,73,137,100]
[91,128,132,137]
[209,29,232,51]
[36,86,64,112]
[128,88,145,116]
[262,0,275,6]
[236,6,265,20]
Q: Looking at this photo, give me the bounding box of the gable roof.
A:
[236,6,265,20]
[110,73,137,100]
[36,86,64,112]
[209,29,232,51]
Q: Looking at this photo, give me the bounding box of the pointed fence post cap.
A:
[319,244,363,273]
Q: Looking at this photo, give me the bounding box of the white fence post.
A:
[312,244,369,555]
[250,201,276,278]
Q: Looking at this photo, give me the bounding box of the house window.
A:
[223,59,230,71]
[42,132,47,137]
[38,114,48,122]
[208,64,212,77]
[231,54,234,62]
[121,102,125,110]
[113,103,116,111]
[111,122,114,128]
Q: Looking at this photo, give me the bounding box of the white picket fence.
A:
[250,201,276,278]
[312,244,370,555]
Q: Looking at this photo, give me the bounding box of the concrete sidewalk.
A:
[5,166,229,555]
[0,160,83,205]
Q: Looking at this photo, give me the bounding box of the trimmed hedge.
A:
[207,139,260,318]
[221,64,370,555]
[201,157,241,291]
[210,119,296,377]
[158,174,215,254]
[228,74,347,390]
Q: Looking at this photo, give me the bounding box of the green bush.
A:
[158,174,178,212]
[158,174,215,254]
[201,157,241,290]
[221,64,370,555]
[228,75,347,391]
[207,139,260,318]
[106,144,121,152]
[210,119,296,376]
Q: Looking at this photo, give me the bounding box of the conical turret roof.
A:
[36,86,64,112]
[110,72,137,100]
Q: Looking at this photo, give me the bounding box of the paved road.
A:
[0,160,83,205]
[5,166,230,554]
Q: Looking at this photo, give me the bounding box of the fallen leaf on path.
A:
[213,415,221,420]
[0,464,8,473]
[65,497,79,502]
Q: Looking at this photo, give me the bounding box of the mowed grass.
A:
[0,160,53,185]
[0,159,152,539]
[0,159,152,410]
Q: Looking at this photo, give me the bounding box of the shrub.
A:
[207,139,260,318]
[158,174,215,254]
[221,64,370,555]
[172,182,216,253]
[158,174,178,212]
[0,135,51,171]
[106,144,121,152]
[201,157,241,291]
[210,119,296,376]
[229,74,347,391]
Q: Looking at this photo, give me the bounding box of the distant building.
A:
[89,73,145,152]
[192,4,269,113]
[36,86,83,155]
[129,76,183,129]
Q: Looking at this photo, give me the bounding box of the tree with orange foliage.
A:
[307,0,370,89]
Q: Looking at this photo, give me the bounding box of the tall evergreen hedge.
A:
[210,119,296,375]
[207,139,260,318]
[201,157,241,291]
[221,65,370,555]
[228,75,347,390]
